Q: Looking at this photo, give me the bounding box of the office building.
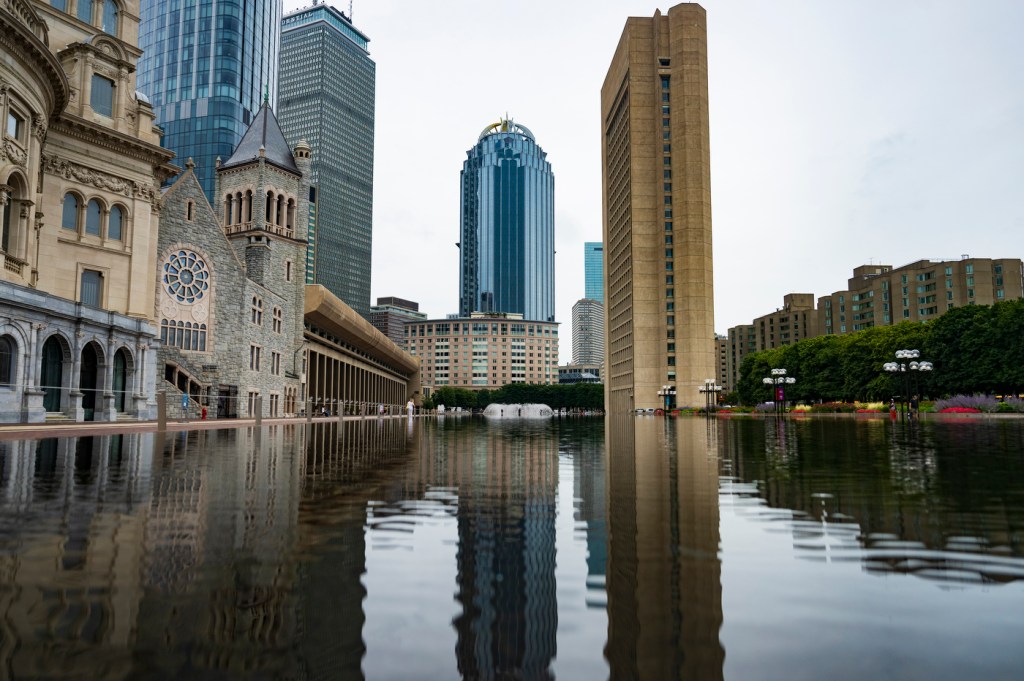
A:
[572,298,605,365]
[722,293,819,392]
[0,0,176,422]
[278,3,375,318]
[370,296,427,346]
[818,258,1023,336]
[405,313,559,390]
[137,0,282,202]
[459,118,555,322]
[601,4,716,411]
[584,242,604,303]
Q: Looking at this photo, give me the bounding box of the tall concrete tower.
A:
[601,3,716,412]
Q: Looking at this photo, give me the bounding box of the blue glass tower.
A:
[137,0,282,202]
[459,119,555,322]
[584,242,604,303]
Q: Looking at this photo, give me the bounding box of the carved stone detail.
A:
[32,114,46,140]
[42,154,157,203]
[3,140,27,167]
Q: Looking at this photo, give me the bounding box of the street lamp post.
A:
[884,350,933,420]
[699,378,723,417]
[657,385,676,412]
[762,368,796,416]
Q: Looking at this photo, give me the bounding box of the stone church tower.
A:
[156,102,311,418]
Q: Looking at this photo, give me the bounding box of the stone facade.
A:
[156,104,311,419]
[601,4,716,412]
[0,1,175,422]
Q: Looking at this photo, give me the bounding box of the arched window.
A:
[86,199,102,235]
[77,0,93,23]
[62,193,79,230]
[0,336,14,385]
[251,296,263,325]
[108,205,123,240]
[102,0,118,33]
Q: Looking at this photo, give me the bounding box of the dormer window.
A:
[91,74,114,117]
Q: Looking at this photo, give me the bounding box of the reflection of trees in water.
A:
[718,418,1024,585]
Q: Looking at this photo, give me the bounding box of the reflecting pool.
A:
[0,416,1022,680]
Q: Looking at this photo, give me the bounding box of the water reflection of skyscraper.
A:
[605,415,725,681]
[454,424,559,680]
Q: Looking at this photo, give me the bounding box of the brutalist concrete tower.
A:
[601,3,716,412]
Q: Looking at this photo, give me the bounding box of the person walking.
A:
[406,399,415,417]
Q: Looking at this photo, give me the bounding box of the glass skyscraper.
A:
[459,119,555,322]
[584,241,604,303]
[137,0,282,202]
[278,4,375,319]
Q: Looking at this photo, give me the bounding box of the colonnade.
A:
[305,343,409,415]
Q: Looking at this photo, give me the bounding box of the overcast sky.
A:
[282,0,1024,364]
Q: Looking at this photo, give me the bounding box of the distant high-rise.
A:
[459,118,555,322]
[137,0,282,202]
[278,3,375,318]
[601,3,716,412]
[584,242,604,304]
[572,299,605,366]
[370,296,426,346]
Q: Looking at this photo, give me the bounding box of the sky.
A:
[282,0,1024,364]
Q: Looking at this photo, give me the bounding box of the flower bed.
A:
[939,407,982,414]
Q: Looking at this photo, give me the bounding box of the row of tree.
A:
[736,298,1024,405]
[422,383,604,410]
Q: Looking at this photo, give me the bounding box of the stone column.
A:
[24,323,45,423]
[68,330,84,420]
[99,335,117,421]
[134,342,150,418]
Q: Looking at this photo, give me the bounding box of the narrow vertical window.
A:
[62,194,79,230]
[102,0,118,34]
[77,0,93,23]
[108,205,123,240]
[80,270,102,307]
[85,199,102,236]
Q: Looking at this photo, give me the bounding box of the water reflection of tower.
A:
[572,429,607,606]
[606,416,725,680]
[452,423,559,681]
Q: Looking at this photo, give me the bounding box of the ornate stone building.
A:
[157,102,310,418]
[0,0,175,422]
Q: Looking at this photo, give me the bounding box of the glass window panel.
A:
[108,205,122,240]
[91,75,114,116]
[77,0,92,23]
[62,194,78,230]
[86,200,102,235]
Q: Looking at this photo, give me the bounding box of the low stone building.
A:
[156,102,310,418]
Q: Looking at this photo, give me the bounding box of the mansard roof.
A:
[220,101,300,175]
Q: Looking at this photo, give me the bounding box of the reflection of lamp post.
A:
[699,378,723,417]
[657,384,676,411]
[884,350,933,420]
[762,368,796,416]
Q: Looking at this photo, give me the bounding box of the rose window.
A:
[163,250,210,303]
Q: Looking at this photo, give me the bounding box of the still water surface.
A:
[0,416,1022,680]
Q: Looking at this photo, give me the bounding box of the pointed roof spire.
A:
[220,101,300,175]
